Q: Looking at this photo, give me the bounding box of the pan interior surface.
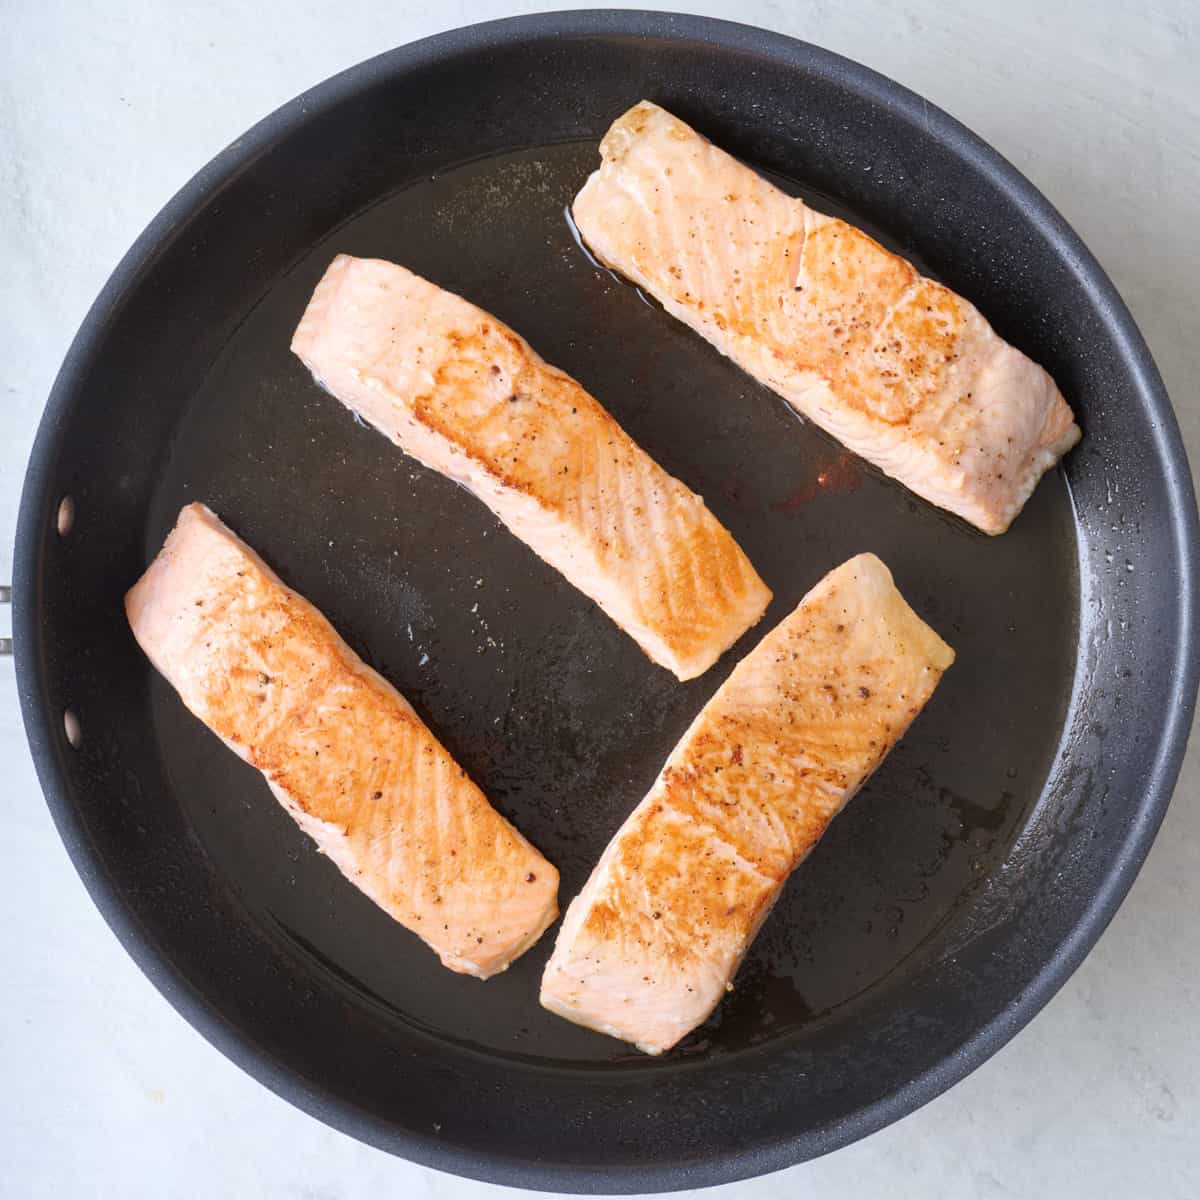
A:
[144,141,1078,1065]
[16,14,1195,1192]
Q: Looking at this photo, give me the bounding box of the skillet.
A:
[12,11,1199,1192]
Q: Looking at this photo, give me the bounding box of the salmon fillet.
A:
[540,553,954,1053]
[126,503,558,978]
[572,101,1081,535]
[291,255,771,680]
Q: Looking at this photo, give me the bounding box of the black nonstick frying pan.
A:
[13,11,1199,1193]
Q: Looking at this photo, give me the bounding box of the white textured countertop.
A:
[3,3,1197,1197]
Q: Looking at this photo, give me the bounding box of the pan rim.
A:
[14,10,1200,1192]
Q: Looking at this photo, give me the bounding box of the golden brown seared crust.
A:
[576,102,1081,535]
[291,255,771,678]
[408,320,642,505]
[126,503,558,978]
[541,553,954,1053]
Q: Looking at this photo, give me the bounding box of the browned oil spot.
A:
[772,454,862,512]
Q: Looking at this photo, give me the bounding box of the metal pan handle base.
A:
[1,584,11,655]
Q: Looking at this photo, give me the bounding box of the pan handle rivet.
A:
[63,709,82,749]
[57,495,75,537]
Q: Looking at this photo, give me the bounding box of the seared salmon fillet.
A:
[291,255,771,680]
[126,503,558,978]
[573,101,1081,535]
[540,553,953,1052]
